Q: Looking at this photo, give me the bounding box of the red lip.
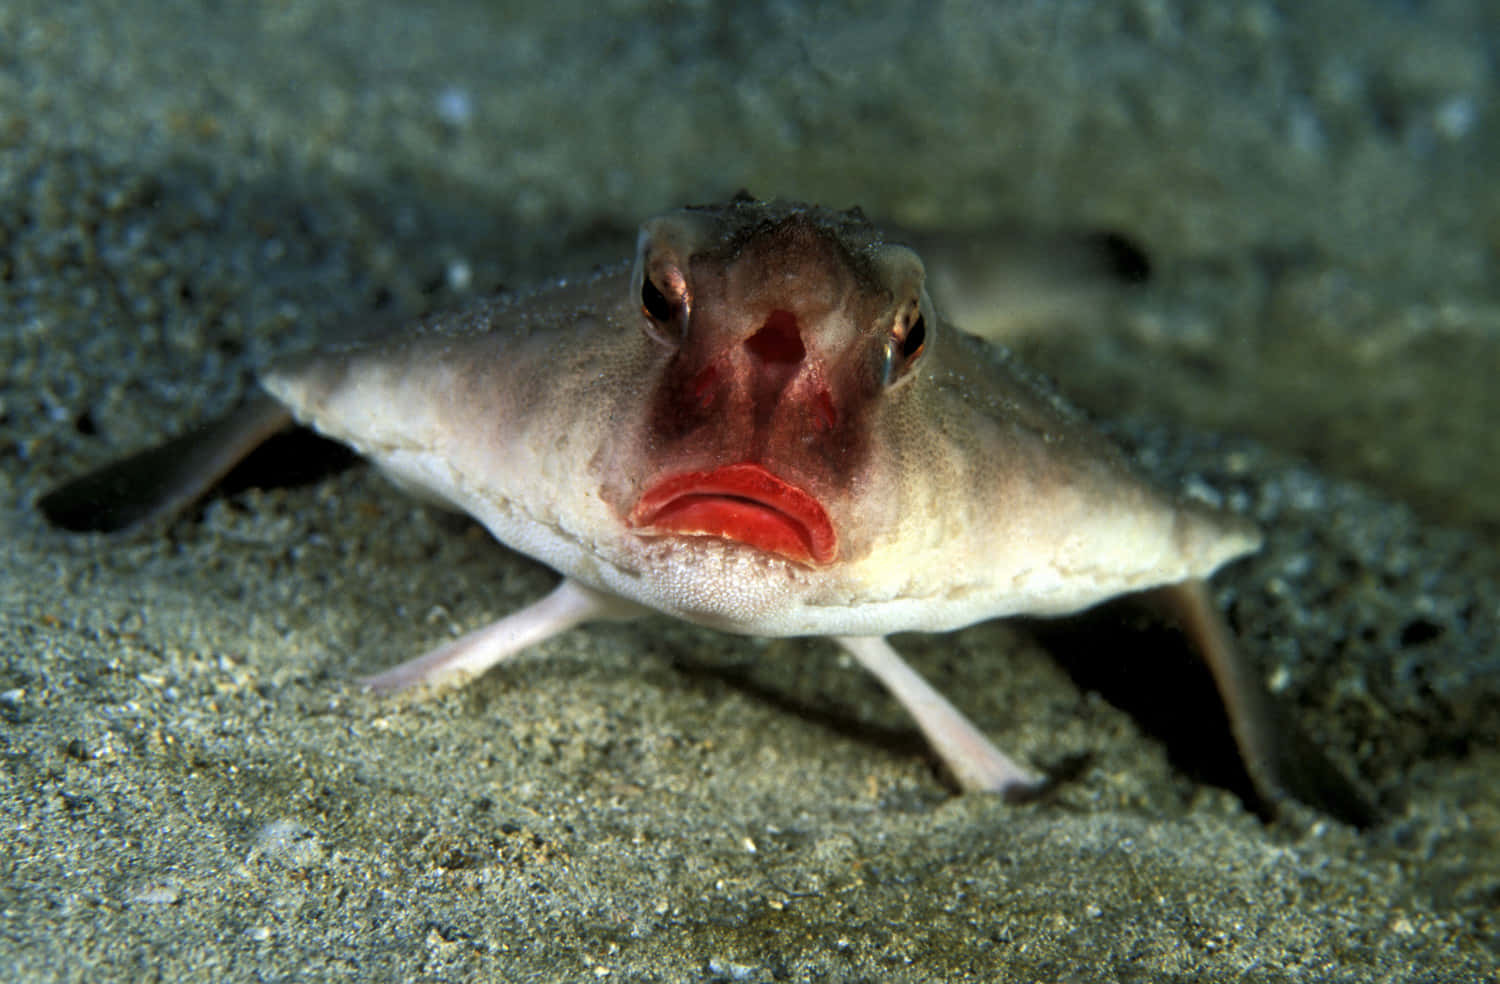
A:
[628,463,837,566]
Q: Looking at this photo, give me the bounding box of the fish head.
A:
[613,201,935,570]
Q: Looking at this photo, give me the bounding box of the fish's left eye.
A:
[881,306,928,385]
[900,314,926,361]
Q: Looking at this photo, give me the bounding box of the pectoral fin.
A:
[39,392,294,533]
[835,635,1045,798]
[1148,580,1380,827]
[361,579,645,695]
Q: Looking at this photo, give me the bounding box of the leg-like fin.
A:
[1150,580,1379,827]
[835,635,1044,798]
[38,391,294,533]
[362,579,643,695]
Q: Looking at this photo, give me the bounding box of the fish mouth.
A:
[628,463,837,566]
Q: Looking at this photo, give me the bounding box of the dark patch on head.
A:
[679,198,889,294]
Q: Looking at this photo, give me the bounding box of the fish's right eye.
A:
[638,262,690,347]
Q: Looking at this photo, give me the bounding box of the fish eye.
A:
[901,314,926,361]
[641,276,674,323]
[638,263,690,347]
[881,305,928,386]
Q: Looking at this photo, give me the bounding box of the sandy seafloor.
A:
[3,0,1498,980]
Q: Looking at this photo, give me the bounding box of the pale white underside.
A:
[371,445,1257,639]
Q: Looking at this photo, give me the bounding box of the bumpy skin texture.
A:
[262,200,1258,639]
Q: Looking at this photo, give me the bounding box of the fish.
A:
[39,197,1375,824]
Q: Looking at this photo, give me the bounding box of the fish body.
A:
[264,201,1253,637]
[40,198,1371,822]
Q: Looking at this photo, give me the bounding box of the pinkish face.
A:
[615,204,932,569]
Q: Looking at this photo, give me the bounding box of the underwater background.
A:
[3,0,1497,979]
